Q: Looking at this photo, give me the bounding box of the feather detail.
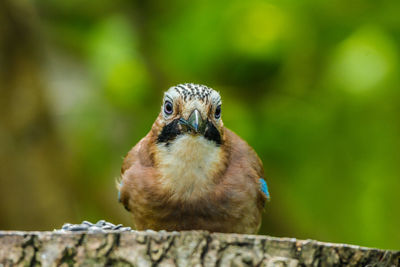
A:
[259,178,270,200]
[118,181,123,202]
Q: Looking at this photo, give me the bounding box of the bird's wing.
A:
[259,178,270,200]
[121,137,150,175]
[223,128,269,205]
[118,132,156,210]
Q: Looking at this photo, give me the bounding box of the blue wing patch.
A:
[118,181,123,202]
[259,178,270,200]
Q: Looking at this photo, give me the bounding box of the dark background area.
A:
[0,0,399,250]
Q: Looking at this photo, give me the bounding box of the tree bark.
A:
[0,231,398,266]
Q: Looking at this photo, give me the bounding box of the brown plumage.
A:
[118,83,268,234]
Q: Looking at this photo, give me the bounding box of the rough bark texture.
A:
[0,231,398,267]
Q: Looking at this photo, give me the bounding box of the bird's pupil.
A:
[215,105,221,118]
[164,101,173,115]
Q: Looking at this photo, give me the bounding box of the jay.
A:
[118,83,269,234]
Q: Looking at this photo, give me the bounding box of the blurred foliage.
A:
[0,0,399,250]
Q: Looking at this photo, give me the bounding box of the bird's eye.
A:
[215,105,221,119]
[164,101,173,115]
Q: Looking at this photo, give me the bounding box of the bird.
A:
[118,83,269,234]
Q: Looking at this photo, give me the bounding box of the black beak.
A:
[179,109,206,134]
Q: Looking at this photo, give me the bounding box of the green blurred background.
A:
[1,0,399,250]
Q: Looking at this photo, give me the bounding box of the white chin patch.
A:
[155,134,222,200]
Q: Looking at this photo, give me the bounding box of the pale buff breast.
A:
[154,134,224,200]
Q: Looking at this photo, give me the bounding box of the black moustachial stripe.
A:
[204,121,221,145]
[157,119,221,145]
[157,119,181,143]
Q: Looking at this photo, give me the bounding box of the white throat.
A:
[155,135,223,200]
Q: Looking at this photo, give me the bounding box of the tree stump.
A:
[0,231,398,266]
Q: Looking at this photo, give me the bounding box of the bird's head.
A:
[155,83,224,145]
[149,83,229,199]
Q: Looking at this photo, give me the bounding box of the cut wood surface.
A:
[0,231,398,266]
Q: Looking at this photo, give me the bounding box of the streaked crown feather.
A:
[165,83,221,106]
